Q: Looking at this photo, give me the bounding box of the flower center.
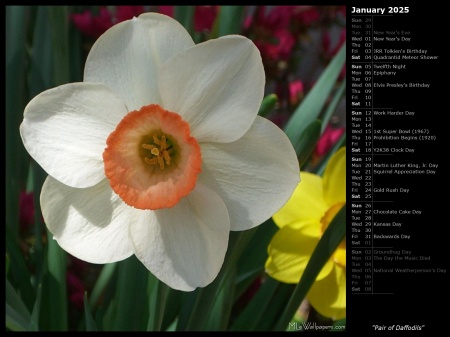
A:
[103,104,202,210]
[320,202,346,268]
[142,133,174,169]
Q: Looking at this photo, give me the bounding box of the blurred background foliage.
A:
[6,5,346,331]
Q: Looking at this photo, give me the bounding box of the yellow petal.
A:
[323,147,346,206]
[273,172,328,235]
[307,265,346,320]
[333,240,346,268]
[265,226,333,283]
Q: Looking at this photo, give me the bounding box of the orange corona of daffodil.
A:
[265,146,346,320]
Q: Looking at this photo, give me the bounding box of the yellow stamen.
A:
[142,144,156,150]
[153,134,161,145]
[142,133,173,169]
[144,157,158,165]
[163,150,171,165]
[157,156,164,169]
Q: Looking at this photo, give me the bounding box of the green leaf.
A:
[204,265,236,330]
[100,296,116,331]
[230,276,278,331]
[25,163,34,194]
[84,293,98,331]
[165,319,178,331]
[234,219,278,301]
[320,78,346,134]
[258,94,278,118]
[283,43,346,144]
[293,120,322,168]
[49,6,70,85]
[272,205,346,331]
[6,254,10,275]
[176,290,199,331]
[6,303,29,332]
[112,256,149,331]
[28,284,42,331]
[31,159,48,286]
[234,268,264,305]
[68,16,83,82]
[88,263,117,309]
[28,6,54,98]
[214,6,245,37]
[174,6,195,37]
[5,225,35,311]
[93,261,122,331]
[182,272,229,330]
[147,273,170,331]
[257,282,296,331]
[26,7,59,287]
[182,228,257,331]
[6,5,30,236]
[6,278,31,328]
[43,233,68,331]
[160,288,182,331]
[314,134,346,176]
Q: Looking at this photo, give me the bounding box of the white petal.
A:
[130,184,230,291]
[41,176,134,263]
[20,83,128,188]
[84,13,195,111]
[159,35,265,143]
[199,116,300,231]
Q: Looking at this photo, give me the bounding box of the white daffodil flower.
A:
[20,13,300,291]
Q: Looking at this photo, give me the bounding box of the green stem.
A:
[88,263,117,309]
[147,273,169,331]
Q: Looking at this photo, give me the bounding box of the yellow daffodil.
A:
[265,146,346,320]
[20,13,300,291]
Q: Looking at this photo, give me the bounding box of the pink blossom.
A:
[158,6,218,32]
[289,79,304,106]
[269,112,290,129]
[71,6,145,39]
[265,6,294,29]
[19,191,34,232]
[115,6,146,22]
[314,125,345,158]
[71,7,113,39]
[246,7,296,63]
[158,6,174,17]
[270,29,296,60]
[194,6,218,32]
[293,6,321,26]
[254,28,296,62]
[322,31,331,56]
